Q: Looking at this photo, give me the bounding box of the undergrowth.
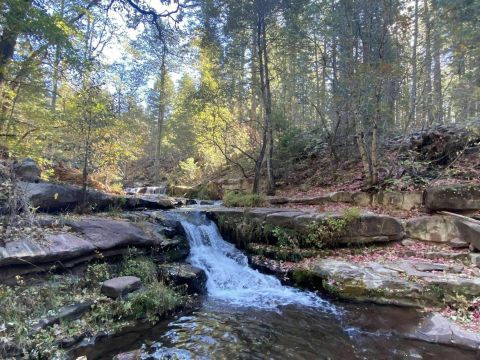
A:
[0,253,186,359]
[223,191,266,207]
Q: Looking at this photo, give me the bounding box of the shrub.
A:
[271,226,302,248]
[85,262,111,286]
[119,249,158,284]
[128,281,183,322]
[223,191,266,207]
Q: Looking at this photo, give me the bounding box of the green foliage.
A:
[128,281,183,322]
[271,226,302,248]
[223,191,266,207]
[119,249,158,283]
[84,262,111,286]
[305,208,360,248]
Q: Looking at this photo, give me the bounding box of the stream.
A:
[106,211,477,359]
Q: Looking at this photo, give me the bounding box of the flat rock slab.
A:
[66,218,156,250]
[425,184,480,211]
[0,233,95,266]
[101,276,142,298]
[31,301,93,333]
[406,313,480,350]
[311,259,480,306]
[209,207,404,247]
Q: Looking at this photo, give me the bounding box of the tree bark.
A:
[154,43,167,184]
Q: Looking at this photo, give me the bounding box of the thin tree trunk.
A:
[51,0,65,111]
[253,15,267,194]
[261,19,275,195]
[423,0,434,127]
[154,43,167,184]
[408,0,419,126]
[431,0,443,123]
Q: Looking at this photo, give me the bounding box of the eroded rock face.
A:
[372,191,423,211]
[159,263,207,294]
[310,259,480,307]
[0,233,95,266]
[406,313,480,350]
[66,218,158,250]
[406,216,461,244]
[425,185,480,211]
[208,208,404,248]
[101,276,142,298]
[456,221,480,251]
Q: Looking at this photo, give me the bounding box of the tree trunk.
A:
[431,0,444,123]
[408,0,419,126]
[261,19,275,196]
[51,0,65,112]
[423,0,434,127]
[154,43,167,184]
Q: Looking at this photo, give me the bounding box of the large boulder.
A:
[125,195,177,210]
[14,158,41,182]
[65,218,157,250]
[209,208,404,247]
[310,259,480,306]
[0,233,95,266]
[425,185,480,211]
[405,216,461,243]
[20,182,118,212]
[159,263,207,294]
[456,220,480,251]
[406,313,480,350]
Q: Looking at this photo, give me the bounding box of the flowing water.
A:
[103,212,478,359]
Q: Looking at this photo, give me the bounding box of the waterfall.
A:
[180,212,333,310]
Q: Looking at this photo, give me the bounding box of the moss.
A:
[292,269,324,290]
[223,191,266,207]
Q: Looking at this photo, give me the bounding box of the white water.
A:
[180,213,334,310]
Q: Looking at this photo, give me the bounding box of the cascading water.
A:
[180,212,332,310]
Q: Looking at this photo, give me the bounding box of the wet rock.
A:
[113,350,141,360]
[310,259,480,306]
[101,276,142,298]
[199,200,214,205]
[406,216,460,244]
[456,221,480,251]
[14,158,41,182]
[159,263,207,294]
[406,313,480,351]
[0,233,95,266]
[124,195,177,210]
[31,301,93,333]
[425,184,480,211]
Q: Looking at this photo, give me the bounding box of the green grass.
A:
[223,191,266,207]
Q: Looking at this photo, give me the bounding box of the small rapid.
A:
[180,212,332,311]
